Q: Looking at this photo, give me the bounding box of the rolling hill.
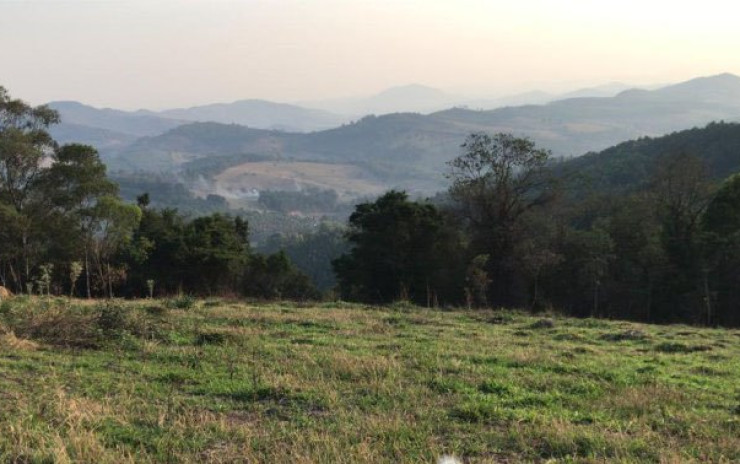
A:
[306,82,635,115]
[156,99,348,132]
[48,101,182,137]
[47,99,348,152]
[306,84,465,115]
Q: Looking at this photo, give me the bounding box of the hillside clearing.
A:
[0,298,738,463]
[213,161,389,201]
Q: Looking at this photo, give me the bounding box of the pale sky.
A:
[1,0,739,109]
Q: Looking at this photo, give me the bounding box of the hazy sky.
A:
[2,0,739,109]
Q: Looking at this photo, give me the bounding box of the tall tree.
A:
[604,194,665,322]
[651,152,713,322]
[182,213,250,294]
[447,132,554,306]
[39,144,119,296]
[89,196,142,298]
[244,250,319,300]
[701,173,740,326]
[127,207,187,295]
[0,86,59,289]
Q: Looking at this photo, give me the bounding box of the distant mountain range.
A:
[48,99,348,147]
[47,101,182,151]
[48,80,640,144]
[47,100,182,137]
[304,84,464,115]
[48,73,740,199]
[303,82,637,115]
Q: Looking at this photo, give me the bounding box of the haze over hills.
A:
[155,100,348,132]
[462,82,638,110]
[559,82,637,100]
[619,72,740,103]
[47,80,640,150]
[98,73,740,199]
[47,101,183,150]
[47,101,182,137]
[304,82,638,115]
[305,84,465,115]
[43,73,740,201]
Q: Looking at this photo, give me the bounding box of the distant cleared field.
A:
[1,298,739,463]
[214,161,389,200]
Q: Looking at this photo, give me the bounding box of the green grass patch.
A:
[0,298,738,462]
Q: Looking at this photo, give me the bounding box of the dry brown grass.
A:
[604,385,687,416]
[0,331,40,351]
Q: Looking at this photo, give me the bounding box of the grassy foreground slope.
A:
[0,298,739,463]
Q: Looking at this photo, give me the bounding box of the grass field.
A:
[0,297,739,463]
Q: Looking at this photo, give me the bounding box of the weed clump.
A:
[0,299,162,348]
[654,342,713,353]
[601,329,649,342]
[96,302,132,336]
[1,300,99,348]
[388,300,416,312]
[529,318,555,329]
[0,330,39,351]
[478,380,512,395]
[487,313,514,324]
[166,294,197,310]
[202,298,223,308]
[195,331,228,346]
[144,304,168,318]
[554,332,585,341]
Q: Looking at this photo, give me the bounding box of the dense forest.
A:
[3,86,740,326]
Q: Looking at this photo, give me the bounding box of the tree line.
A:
[4,85,740,326]
[333,133,740,327]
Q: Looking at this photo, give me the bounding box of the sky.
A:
[2,0,740,110]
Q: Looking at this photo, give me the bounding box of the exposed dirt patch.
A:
[213,161,388,200]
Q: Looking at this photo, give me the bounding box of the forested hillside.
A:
[330,128,740,327]
[556,122,740,196]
